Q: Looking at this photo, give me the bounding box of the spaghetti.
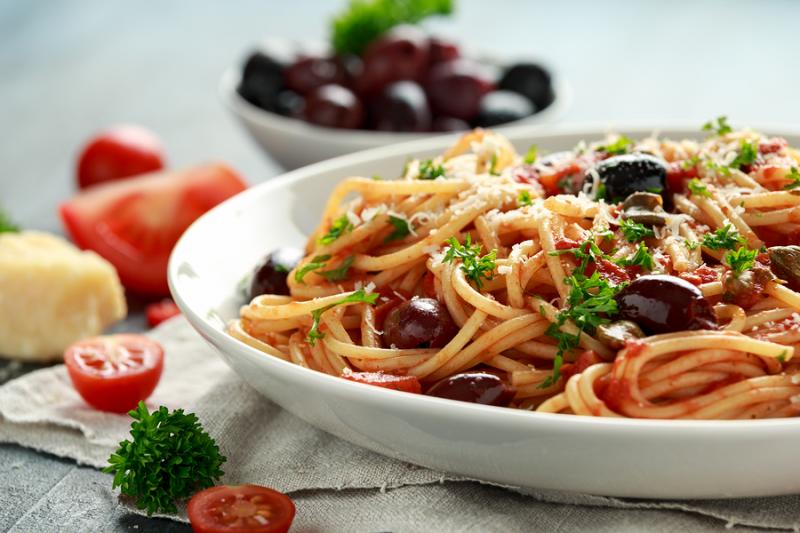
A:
[231,123,800,419]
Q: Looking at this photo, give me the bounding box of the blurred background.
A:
[2,0,799,233]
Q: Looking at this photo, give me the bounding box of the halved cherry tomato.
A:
[60,163,247,295]
[341,370,422,393]
[146,299,181,327]
[188,484,296,533]
[64,334,164,413]
[77,125,166,189]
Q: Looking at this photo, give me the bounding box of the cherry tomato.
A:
[145,299,181,327]
[341,370,422,393]
[64,334,164,413]
[187,484,296,533]
[60,163,247,295]
[76,125,166,189]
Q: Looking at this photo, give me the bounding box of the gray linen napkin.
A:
[0,316,798,532]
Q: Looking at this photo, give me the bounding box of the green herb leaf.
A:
[701,224,745,251]
[523,144,538,164]
[489,154,500,176]
[681,156,700,170]
[443,234,497,289]
[295,255,332,283]
[319,214,354,245]
[730,140,758,170]
[385,214,413,243]
[687,178,712,198]
[103,402,226,515]
[597,135,633,155]
[783,167,800,190]
[517,190,533,207]
[724,247,757,275]
[0,209,19,233]
[331,0,453,56]
[685,239,700,251]
[615,242,655,270]
[702,116,732,136]
[307,289,380,345]
[318,255,355,281]
[418,159,446,180]
[619,218,655,243]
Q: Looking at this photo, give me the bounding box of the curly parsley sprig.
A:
[319,214,354,245]
[701,224,745,251]
[619,218,654,243]
[418,159,446,180]
[702,116,732,136]
[104,402,226,515]
[443,235,497,289]
[783,167,800,190]
[307,289,379,345]
[724,247,757,275]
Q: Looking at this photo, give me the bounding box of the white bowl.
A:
[220,54,570,169]
[170,124,800,499]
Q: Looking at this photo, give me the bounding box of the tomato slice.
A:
[77,125,166,189]
[64,334,164,413]
[146,299,181,327]
[341,369,422,393]
[188,485,296,533]
[60,163,247,295]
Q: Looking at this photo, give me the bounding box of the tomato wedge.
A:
[60,163,247,295]
[76,125,166,189]
[64,334,164,413]
[188,485,296,533]
[146,299,181,327]
[341,370,422,393]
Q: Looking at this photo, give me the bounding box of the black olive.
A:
[426,372,515,406]
[383,298,457,349]
[620,192,668,226]
[498,62,554,109]
[238,47,293,111]
[474,90,536,127]
[249,247,304,299]
[272,90,305,118]
[769,245,800,291]
[371,81,431,132]
[615,275,718,335]
[587,153,668,203]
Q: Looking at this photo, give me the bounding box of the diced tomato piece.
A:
[560,350,603,381]
[554,237,580,251]
[188,484,295,533]
[60,163,247,295]
[679,265,719,286]
[666,161,698,194]
[585,259,630,285]
[145,299,181,327]
[759,137,788,154]
[341,370,422,393]
[64,334,164,413]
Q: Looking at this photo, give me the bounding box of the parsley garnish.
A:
[331,0,453,56]
[777,351,788,364]
[783,167,800,190]
[307,289,379,345]
[319,214,354,245]
[687,178,712,198]
[685,240,700,251]
[418,159,446,180]
[295,255,332,283]
[681,156,700,170]
[724,247,757,275]
[517,190,533,207]
[615,242,655,270]
[385,215,412,243]
[443,235,497,289]
[541,272,622,387]
[704,159,732,176]
[619,218,655,243]
[318,255,355,281]
[597,135,633,155]
[0,209,19,233]
[549,235,610,277]
[730,140,758,170]
[524,144,538,164]
[702,116,732,136]
[701,224,745,251]
[104,402,226,515]
[489,154,500,176]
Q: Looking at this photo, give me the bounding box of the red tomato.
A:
[64,334,164,413]
[341,370,422,393]
[188,485,296,533]
[146,299,181,327]
[560,350,603,381]
[77,125,166,189]
[60,163,247,295]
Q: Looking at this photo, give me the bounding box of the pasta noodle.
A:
[230,125,800,419]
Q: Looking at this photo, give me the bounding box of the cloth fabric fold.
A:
[1,317,798,531]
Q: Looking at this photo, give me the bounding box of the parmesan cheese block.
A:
[0,231,126,361]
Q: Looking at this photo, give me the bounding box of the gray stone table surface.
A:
[1,0,799,531]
